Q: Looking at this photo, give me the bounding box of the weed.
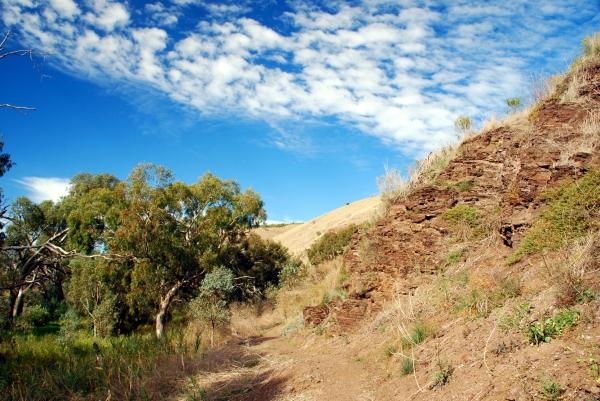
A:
[400,356,416,376]
[445,248,464,265]
[401,321,432,347]
[527,309,580,345]
[442,204,488,242]
[282,318,304,336]
[456,181,473,192]
[430,356,453,390]
[506,97,523,114]
[499,301,531,331]
[457,270,470,286]
[383,344,397,357]
[540,376,565,400]
[455,116,473,139]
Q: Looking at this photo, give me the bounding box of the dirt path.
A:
[188,325,385,401]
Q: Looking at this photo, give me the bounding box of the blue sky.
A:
[0,0,598,223]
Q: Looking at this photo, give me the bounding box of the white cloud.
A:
[49,0,80,20]
[14,177,71,203]
[2,0,597,155]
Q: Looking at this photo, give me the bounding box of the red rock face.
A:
[302,305,328,328]
[306,68,600,334]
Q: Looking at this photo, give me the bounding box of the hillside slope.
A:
[255,196,381,258]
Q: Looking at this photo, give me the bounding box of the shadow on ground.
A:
[183,341,289,401]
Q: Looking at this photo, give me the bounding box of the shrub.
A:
[506,97,523,114]
[454,116,473,138]
[307,224,358,266]
[430,357,453,389]
[189,267,234,347]
[22,305,51,327]
[441,204,487,242]
[278,258,306,289]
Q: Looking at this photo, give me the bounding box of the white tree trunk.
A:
[155,282,182,339]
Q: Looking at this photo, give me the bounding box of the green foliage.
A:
[506,97,523,114]
[508,170,600,264]
[455,181,473,192]
[540,377,565,400]
[321,290,346,306]
[402,321,432,347]
[527,309,580,345]
[232,233,291,297]
[21,305,51,327]
[282,317,304,336]
[444,248,463,265]
[67,165,266,337]
[278,258,306,289]
[189,267,234,346]
[442,205,482,228]
[65,258,122,338]
[0,327,203,400]
[499,301,531,331]
[430,357,453,390]
[454,115,473,138]
[0,136,14,178]
[441,204,488,242]
[307,224,358,265]
[400,357,415,376]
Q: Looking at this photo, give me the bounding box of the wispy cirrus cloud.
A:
[13,177,71,203]
[2,0,598,155]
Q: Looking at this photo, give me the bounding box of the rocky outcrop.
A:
[303,66,600,334]
[302,305,328,328]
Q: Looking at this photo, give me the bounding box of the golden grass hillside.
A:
[254,196,380,258]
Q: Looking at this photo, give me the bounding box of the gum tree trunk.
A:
[155,282,182,339]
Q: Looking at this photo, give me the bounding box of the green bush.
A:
[508,170,600,264]
[278,258,305,289]
[442,205,482,227]
[307,224,358,265]
[22,305,51,327]
[527,308,580,345]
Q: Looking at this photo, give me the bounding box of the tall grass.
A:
[0,326,205,401]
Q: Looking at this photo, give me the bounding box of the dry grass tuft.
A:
[547,231,600,307]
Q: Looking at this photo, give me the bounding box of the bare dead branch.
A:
[1,27,52,114]
[0,104,36,112]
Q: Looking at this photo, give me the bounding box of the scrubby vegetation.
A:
[306,224,358,265]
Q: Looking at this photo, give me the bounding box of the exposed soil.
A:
[184,305,600,401]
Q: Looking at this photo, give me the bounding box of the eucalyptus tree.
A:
[69,163,266,338]
[0,197,68,322]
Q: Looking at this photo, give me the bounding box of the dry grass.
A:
[230,301,284,338]
[377,143,461,213]
[542,231,600,307]
[273,257,346,321]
